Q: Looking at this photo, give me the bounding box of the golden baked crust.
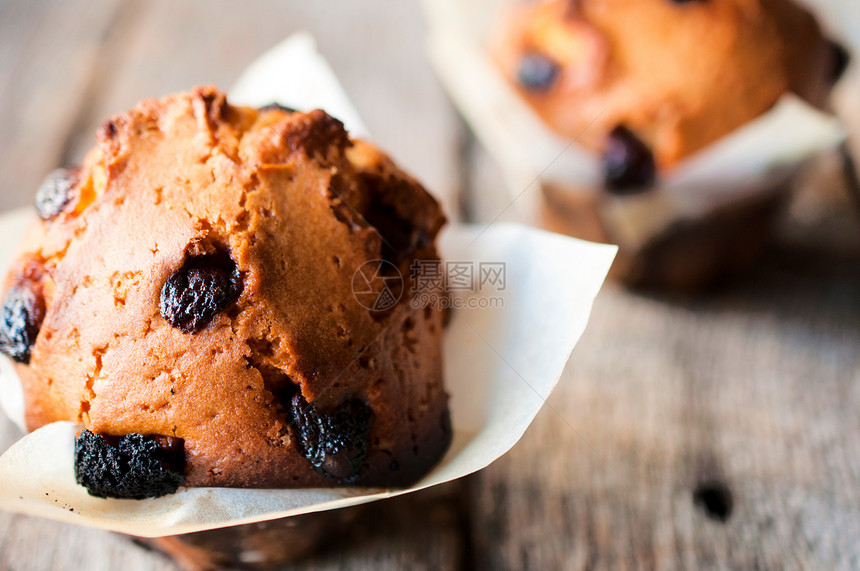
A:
[492,0,834,168]
[3,86,451,488]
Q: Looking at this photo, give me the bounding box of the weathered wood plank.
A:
[284,483,467,571]
[464,142,860,569]
[0,0,463,216]
[0,0,123,214]
[57,0,464,220]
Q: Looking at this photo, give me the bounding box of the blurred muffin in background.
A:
[493,0,846,176]
[486,0,849,291]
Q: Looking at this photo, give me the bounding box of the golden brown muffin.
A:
[493,0,840,170]
[0,86,451,495]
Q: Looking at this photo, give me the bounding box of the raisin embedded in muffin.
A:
[0,86,452,497]
[492,0,841,172]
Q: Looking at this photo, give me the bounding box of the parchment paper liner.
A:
[0,34,617,538]
[419,0,851,253]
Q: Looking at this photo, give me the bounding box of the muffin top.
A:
[493,0,841,171]
[1,86,451,493]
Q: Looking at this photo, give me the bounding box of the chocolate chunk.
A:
[160,252,242,333]
[602,126,657,194]
[258,102,297,114]
[829,40,851,84]
[34,168,79,220]
[74,430,186,499]
[517,53,560,92]
[0,283,45,364]
[290,394,373,482]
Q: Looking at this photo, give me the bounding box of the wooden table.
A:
[2,1,860,569]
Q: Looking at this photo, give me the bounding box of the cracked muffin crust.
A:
[1,86,452,491]
[493,0,841,170]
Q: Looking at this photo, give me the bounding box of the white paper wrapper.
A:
[420,0,849,249]
[0,34,616,537]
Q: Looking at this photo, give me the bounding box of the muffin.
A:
[0,86,452,498]
[493,0,843,172]
[487,0,848,290]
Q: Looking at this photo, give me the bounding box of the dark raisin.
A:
[289,394,373,482]
[160,252,242,333]
[258,102,297,114]
[74,430,186,499]
[602,125,657,194]
[828,40,851,84]
[363,194,429,267]
[34,168,79,220]
[517,53,560,92]
[0,284,45,364]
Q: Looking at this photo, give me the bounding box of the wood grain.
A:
[55,0,464,221]
[465,254,860,569]
[0,0,123,214]
[463,141,860,569]
[0,0,463,219]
